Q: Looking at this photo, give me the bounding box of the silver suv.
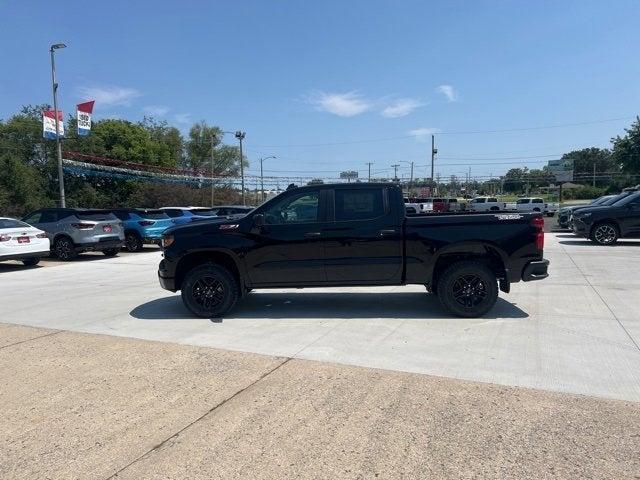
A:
[22,208,124,260]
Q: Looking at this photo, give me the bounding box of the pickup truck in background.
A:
[158,183,549,318]
[508,198,557,217]
[468,197,508,212]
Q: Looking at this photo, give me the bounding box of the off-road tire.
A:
[181,264,239,318]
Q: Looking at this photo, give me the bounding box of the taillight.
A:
[138,220,155,226]
[71,223,94,230]
[0,234,11,242]
[36,233,47,238]
[532,216,544,250]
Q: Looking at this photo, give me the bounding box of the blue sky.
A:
[1,0,639,182]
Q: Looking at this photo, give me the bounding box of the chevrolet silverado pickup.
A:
[158,183,549,318]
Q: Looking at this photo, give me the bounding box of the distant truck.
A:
[158,183,549,319]
[508,198,558,217]
[468,197,508,212]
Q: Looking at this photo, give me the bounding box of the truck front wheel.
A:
[436,261,498,317]
[181,264,239,318]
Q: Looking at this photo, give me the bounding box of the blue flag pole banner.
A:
[43,110,64,139]
[76,100,95,136]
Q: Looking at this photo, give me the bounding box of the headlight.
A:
[161,235,174,248]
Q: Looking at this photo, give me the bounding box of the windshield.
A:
[612,191,640,206]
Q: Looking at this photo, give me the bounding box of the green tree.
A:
[560,147,617,185]
[611,117,640,174]
[185,121,246,175]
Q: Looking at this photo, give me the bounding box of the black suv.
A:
[571,191,640,245]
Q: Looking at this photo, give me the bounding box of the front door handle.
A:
[304,232,322,238]
[379,229,396,236]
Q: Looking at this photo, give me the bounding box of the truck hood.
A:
[164,217,237,236]
[572,205,613,216]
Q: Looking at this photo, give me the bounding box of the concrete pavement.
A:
[1,325,638,480]
[1,233,640,401]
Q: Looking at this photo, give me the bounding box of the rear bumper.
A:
[522,259,549,282]
[75,238,124,251]
[0,250,49,261]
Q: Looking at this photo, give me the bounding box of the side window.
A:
[23,212,42,224]
[335,188,385,221]
[488,198,498,203]
[217,209,229,216]
[533,199,544,204]
[264,191,320,224]
[477,198,486,204]
[40,211,58,223]
[516,199,528,204]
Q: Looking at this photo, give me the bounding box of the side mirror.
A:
[253,213,265,227]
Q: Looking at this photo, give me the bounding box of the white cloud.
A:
[307,91,372,117]
[381,98,425,118]
[174,113,191,124]
[436,85,458,102]
[142,105,170,117]
[408,127,441,142]
[77,85,141,108]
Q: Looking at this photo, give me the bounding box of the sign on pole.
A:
[76,101,95,136]
[43,110,64,139]
[547,159,574,183]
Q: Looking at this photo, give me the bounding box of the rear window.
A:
[335,188,385,221]
[163,209,184,218]
[75,211,117,221]
[0,219,31,229]
[136,210,169,220]
[189,208,217,216]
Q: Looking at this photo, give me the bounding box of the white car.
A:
[468,197,508,212]
[0,217,50,266]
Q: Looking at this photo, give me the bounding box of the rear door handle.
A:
[379,229,396,236]
[304,232,322,238]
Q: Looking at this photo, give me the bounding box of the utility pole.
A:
[235,131,246,205]
[210,137,215,207]
[593,162,596,187]
[431,135,437,183]
[50,43,67,207]
[391,164,400,182]
[260,156,276,202]
[366,162,373,181]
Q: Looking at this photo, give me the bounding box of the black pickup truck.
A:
[158,183,549,318]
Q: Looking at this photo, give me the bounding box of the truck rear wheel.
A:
[436,261,498,317]
[181,264,239,318]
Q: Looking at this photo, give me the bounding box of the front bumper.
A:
[571,219,589,238]
[522,259,549,282]
[158,258,177,291]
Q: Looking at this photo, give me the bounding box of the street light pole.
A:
[50,43,67,207]
[235,131,246,205]
[210,136,215,207]
[260,156,276,202]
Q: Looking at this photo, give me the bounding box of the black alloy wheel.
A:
[437,261,498,317]
[181,264,239,318]
[125,232,143,252]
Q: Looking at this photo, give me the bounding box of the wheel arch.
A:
[429,242,508,293]
[174,249,244,292]
[589,218,621,237]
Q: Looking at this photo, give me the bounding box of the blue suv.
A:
[160,207,218,225]
[111,209,175,252]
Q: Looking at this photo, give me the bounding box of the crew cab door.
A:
[244,188,328,285]
[323,187,403,284]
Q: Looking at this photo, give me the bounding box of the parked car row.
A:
[0,205,253,266]
[556,187,640,245]
[404,196,558,216]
